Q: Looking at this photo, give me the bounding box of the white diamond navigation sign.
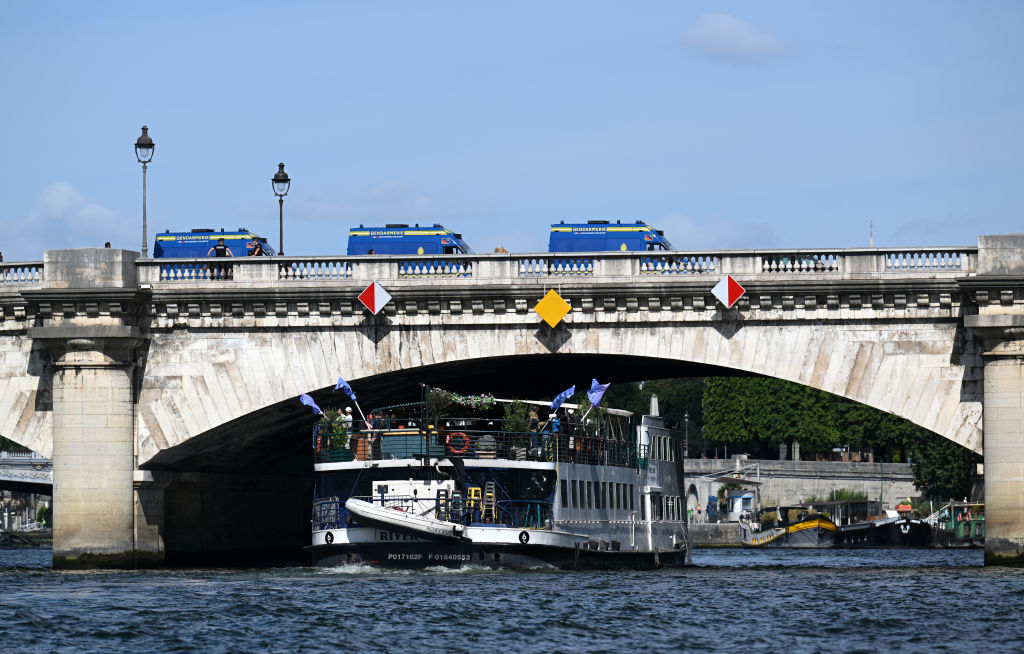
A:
[358,281,392,315]
[711,274,746,309]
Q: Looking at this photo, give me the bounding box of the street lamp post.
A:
[684,410,690,459]
[272,163,291,255]
[134,126,155,257]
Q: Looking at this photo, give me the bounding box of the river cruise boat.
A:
[308,386,691,569]
[738,506,837,548]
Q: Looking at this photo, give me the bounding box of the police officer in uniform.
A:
[206,237,233,279]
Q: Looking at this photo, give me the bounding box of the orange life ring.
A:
[446,432,470,454]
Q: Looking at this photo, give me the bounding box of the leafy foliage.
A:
[318,409,350,449]
[803,489,869,503]
[502,400,531,436]
[905,430,980,500]
[0,435,30,453]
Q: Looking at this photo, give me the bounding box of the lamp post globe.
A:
[272,163,291,255]
[135,125,155,257]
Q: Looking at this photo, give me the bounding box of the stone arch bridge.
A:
[0,235,1021,566]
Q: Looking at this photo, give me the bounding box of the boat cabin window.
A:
[629,484,635,511]
[586,481,593,509]
[571,480,579,509]
[561,480,568,508]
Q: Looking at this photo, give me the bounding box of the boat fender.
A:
[446,432,470,454]
[325,531,334,545]
[519,530,530,544]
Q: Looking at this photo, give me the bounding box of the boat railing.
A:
[312,496,346,531]
[322,494,553,531]
[314,423,641,469]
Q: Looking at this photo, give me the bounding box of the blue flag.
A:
[550,385,575,412]
[334,376,357,401]
[587,379,610,407]
[299,393,322,415]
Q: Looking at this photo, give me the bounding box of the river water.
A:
[1,547,1021,653]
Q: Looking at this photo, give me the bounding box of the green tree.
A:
[905,429,980,500]
[0,435,30,453]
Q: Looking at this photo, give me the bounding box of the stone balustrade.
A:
[119,246,978,287]
[0,262,44,286]
[0,248,978,289]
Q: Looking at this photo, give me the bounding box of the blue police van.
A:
[347,224,474,256]
[548,220,674,252]
[153,228,276,258]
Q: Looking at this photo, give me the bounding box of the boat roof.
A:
[492,397,633,417]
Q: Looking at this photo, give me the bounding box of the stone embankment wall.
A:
[683,457,920,512]
[688,523,741,546]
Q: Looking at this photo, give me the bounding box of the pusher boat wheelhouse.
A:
[309,386,692,569]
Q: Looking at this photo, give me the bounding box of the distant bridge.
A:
[0,451,52,493]
[0,235,1020,566]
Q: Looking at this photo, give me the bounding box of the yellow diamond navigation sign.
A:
[534,289,571,328]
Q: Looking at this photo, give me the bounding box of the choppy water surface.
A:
[1,548,1022,653]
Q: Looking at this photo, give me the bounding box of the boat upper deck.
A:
[314,421,647,470]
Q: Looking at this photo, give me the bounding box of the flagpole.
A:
[352,400,369,429]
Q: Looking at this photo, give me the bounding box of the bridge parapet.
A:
[134,246,978,287]
[0,261,44,287]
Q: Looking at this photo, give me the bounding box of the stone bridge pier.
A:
[966,235,1024,565]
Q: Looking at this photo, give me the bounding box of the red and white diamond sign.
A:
[358,281,392,315]
[711,274,745,309]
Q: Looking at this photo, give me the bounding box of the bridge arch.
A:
[136,314,981,471]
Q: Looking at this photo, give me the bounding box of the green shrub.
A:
[503,400,531,448]
[319,409,350,449]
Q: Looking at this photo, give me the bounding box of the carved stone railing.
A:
[0,262,43,286]
[132,247,978,286]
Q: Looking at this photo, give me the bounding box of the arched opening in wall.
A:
[686,484,700,522]
[141,353,743,566]
[0,437,52,536]
[139,353,980,565]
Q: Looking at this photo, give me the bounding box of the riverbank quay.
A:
[685,457,919,509]
[3,548,1021,653]
[0,527,51,548]
[689,523,741,547]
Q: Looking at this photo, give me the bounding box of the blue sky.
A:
[2,2,1022,261]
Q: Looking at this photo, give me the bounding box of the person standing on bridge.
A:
[207,237,233,280]
[207,238,232,258]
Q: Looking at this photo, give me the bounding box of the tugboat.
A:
[738,506,837,548]
[307,385,691,569]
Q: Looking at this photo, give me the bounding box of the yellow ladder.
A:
[482,481,497,520]
[467,486,482,512]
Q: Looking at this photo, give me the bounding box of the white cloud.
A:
[655,212,778,250]
[5,182,128,260]
[679,13,784,63]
